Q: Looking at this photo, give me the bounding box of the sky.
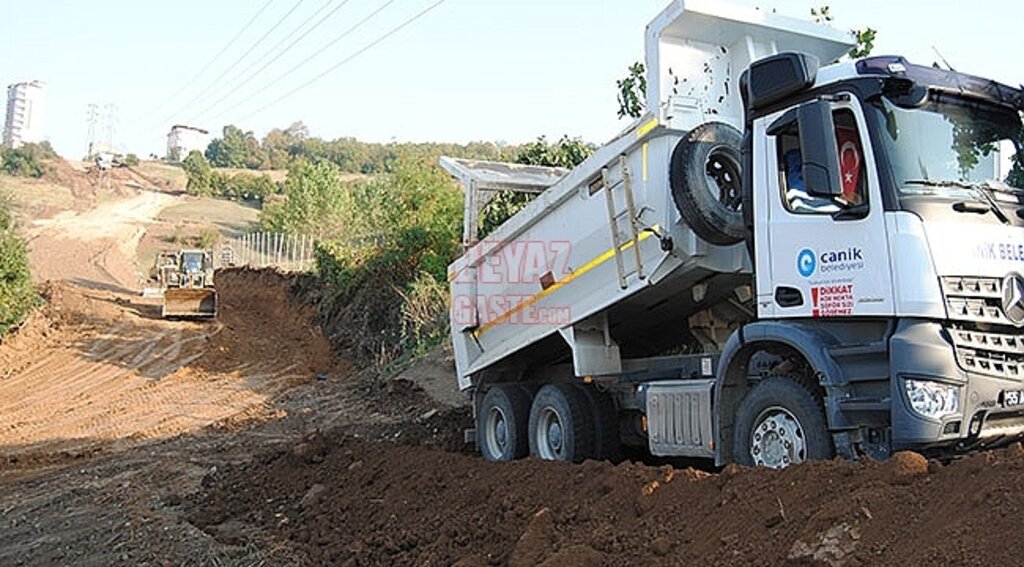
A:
[1,0,1022,158]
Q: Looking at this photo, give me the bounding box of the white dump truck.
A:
[443,0,1024,468]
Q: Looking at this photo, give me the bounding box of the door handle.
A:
[775,286,804,308]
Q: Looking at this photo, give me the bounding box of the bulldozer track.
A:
[0,273,326,461]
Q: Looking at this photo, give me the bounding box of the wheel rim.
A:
[484,406,509,457]
[750,406,806,469]
[704,146,743,211]
[535,406,565,460]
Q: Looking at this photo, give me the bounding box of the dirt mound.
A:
[41,159,165,204]
[210,268,339,378]
[187,429,1024,565]
[43,158,98,200]
[0,269,346,472]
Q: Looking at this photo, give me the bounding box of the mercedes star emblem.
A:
[1002,273,1024,326]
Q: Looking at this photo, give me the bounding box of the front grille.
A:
[949,328,1024,379]
[942,276,1024,380]
[941,276,1007,325]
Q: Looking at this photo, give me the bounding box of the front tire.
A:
[477,385,531,462]
[528,384,593,463]
[732,377,833,468]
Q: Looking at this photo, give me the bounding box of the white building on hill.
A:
[3,80,46,148]
[166,124,209,161]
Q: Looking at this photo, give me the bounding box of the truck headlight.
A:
[904,379,959,419]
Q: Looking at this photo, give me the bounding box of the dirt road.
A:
[23,190,175,292]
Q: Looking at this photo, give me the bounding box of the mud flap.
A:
[163,288,218,318]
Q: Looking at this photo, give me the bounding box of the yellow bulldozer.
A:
[156,249,218,318]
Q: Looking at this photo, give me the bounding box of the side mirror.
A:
[798,100,842,197]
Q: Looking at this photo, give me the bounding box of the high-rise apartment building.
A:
[3,80,46,148]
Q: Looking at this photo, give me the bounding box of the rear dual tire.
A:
[528,384,594,463]
[478,383,620,463]
[477,386,531,462]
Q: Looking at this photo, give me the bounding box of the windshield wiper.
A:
[904,179,1012,224]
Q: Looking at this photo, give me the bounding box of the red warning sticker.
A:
[812,284,853,317]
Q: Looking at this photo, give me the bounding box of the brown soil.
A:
[0,269,343,473]
[183,432,1024,566]
[5,189,1024,565]
[7,269,1024,565]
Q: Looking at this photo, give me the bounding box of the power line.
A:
[188,0,354,124]
[160,0,307,127]
[147,0,275,119]
[240,0,447,122]
[207,0,337,103]
[210,0,399,124]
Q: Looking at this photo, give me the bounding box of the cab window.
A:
[777,108,867,215]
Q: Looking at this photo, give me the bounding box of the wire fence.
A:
[220,232,318,272]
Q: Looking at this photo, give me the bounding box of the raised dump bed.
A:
[445,0,853,390]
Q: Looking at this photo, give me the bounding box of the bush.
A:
[398,271,450,357]
[0,200,36,336]
[124,153,139,166]
[1,142,57,178]
[182,150,278,201]
[298,160,462,367]
[198,228,219,250]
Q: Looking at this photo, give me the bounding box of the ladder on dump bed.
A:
[601,155,645,289]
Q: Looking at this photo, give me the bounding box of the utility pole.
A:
[86,103,99,157]
[102,103,118,151]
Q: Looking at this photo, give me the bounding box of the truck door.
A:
[759,96,894,319]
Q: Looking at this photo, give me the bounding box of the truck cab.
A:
[732,53,1024,464]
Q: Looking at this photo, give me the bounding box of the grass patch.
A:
[157,197,259,236]
[0,173,76,217]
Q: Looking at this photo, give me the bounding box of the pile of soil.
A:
[210,268,339,378]
[188,434,1024,565]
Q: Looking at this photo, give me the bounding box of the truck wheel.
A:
[528,384,594,463]
[575,385,621,462]
[477,385,531,462]
[732,377,833,468]
[669,122,745,245]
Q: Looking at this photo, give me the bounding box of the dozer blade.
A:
[162,288,218,318]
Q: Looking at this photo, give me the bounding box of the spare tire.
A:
[669,122,745,245]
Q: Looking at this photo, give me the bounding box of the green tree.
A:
[1008,153,1024,188]
[616,61,647,120]
[812,5,876,58]
[515,135,593,169]
[478,136,594,237]
[183,150,216,196]
[260,160,345,234]
[0,200,36,336]
[205,125,250,167]
[849,28,877,59]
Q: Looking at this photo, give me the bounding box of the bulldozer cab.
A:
[180,251,207,275]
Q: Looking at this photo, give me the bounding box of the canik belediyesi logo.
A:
[798,247,864,278]
[797,248,816,277]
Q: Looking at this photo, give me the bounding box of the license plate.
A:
[1003,390,1024,407]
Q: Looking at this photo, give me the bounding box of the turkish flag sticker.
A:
[836,125,862,202]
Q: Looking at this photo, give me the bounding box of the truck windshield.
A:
[870,94,1024,202]
[182,253,205,274]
